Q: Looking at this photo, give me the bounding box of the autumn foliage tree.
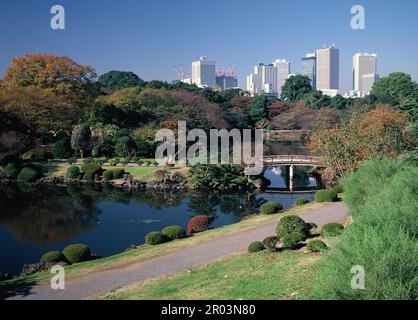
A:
[309,106,412,179]
[1,54,97,143]
[3,54,96,95]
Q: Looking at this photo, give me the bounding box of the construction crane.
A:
[174,65,185,81]
[215,64,224,77]
[226,64,236,77]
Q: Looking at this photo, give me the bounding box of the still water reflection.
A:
[0,184,315,274]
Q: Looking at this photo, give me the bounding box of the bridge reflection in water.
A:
[263,155,324,192]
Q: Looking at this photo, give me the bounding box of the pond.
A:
[0,170,318,275]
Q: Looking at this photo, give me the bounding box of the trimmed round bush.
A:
[262,236,278,252]
[5,163,20,179]
[62,244,91,263]
[260,201,283,215]
[187,215,210,234]
[31,147,48,161]
[276,215,308,238]
[281,232,305,249]
[307,240,328,252]
[332,183,344,194]
[248,241,265,253]
[306,222,318,232]
[295,197,309,206]
[321,223,344,237]
[40,251,67,264]
[103,170,114,182]
[53,138,72,159]
[145,231,169,245]
[315,190,338,202]
[83,172,93,181]
[276,215,309,249]
[67,157,77,165]
[161,226,186,240]
[81,163,102,175]
[66,166,80,179]
[112,168,125,179]
[17,167,39,182]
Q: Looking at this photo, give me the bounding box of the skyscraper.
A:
[353,53,378,96]
[301,53,316,88]
[246,63,277,95]
[316,45,339,92]
[192,56,216,87]
[273,59,290,96]
[216,74,238,90]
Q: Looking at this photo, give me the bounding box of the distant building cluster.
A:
[175,47,378,97]
[246,44,378,98]
[178,56,238,90]
[246,59,290,98]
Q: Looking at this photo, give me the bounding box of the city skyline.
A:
[0,0,417,94]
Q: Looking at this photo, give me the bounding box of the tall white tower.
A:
[192,56,216,87]
[316,45,339,91]
[273,59,290,96]
[353,53,377,96]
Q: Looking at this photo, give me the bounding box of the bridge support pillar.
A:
[289,165,294,192]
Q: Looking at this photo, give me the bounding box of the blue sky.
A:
[0,0,417,93]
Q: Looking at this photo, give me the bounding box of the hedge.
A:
[295,197,309,206]
[62,244,91,263]
[321,223,344,237]
[307,240,328,252]
[103,170,114,182]
[5,163,20,179]
[187,215,210,234]
[276,215,309,249]
[112,168,125,179]
[161,226,186,240]
[17,167,39,182]
[262,236,278,252]
[40,251,68,264]
[81,163,102,175]
[66,166,80,179]
[315,190,338,202]
[145,231,169,245]
[260,202,283,214]
[248,241,265,253]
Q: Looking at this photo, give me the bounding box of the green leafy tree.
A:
[189,164,249,191]
[52,137,72,159]
[304,90,331,109]
[248,95,269,123]
[281,75,313,103]
[71,124,91,158]
[330,94,348,110]
[98,71,145,89]
[114,136,137,158]
[371,72,418,119]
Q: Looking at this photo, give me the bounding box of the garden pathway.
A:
[5,202,347,300]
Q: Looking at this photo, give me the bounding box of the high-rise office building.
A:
[302,53,316,88]
[353,53,378,96]
[246,63,277,95]
[273,59,290,96]
[192,56,216,87]
[316,45,339,92]
[216,75,238,90]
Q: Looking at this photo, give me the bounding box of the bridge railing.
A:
[263,155,322,164]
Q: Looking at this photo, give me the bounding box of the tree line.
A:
[0,53,417,175]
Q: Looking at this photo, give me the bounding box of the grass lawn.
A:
[0,202,325,289]
[98,250,320,300]
[39,161,189,182]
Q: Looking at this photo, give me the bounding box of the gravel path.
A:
[5,202,347,300]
